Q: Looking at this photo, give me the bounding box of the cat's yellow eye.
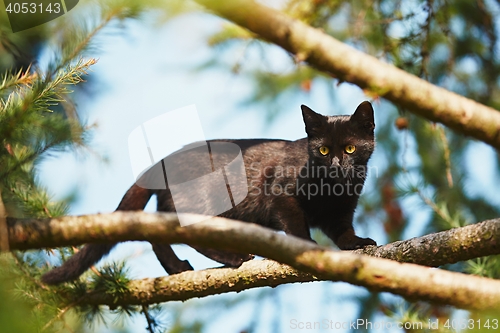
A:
[319,146,329,155]
[345,145,356,154]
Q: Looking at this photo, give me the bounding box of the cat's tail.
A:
[41,184,153,285]
[40,243,116,285]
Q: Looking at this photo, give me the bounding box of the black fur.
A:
[41,101,377,285]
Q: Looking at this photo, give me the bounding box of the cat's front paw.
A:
[337,236,377,250]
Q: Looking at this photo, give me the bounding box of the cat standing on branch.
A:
[42,101,377,285]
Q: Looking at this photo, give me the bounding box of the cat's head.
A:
[301,101,375,173]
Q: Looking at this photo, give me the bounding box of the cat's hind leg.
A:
[152,244,252,272]
[151,243,194,274]
[154,189,252,270]
[191,246,254,267]
[152,190,196,274]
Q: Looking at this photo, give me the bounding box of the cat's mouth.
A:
[327,165,359,182]
[329,163,353,171]
[330,157,353,170]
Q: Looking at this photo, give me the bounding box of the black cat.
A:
[41,101,377,285]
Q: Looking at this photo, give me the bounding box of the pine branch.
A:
[81,259,313,306]
[12,58,97,115]
[194,0,500,150]
[6,212,500,310]
[52,13,113,76]
[0,66,37,94]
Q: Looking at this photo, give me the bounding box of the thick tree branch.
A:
[7,212,500,310]
[195,0,500,149]
[355,219,500,266]
[82,260,315,306]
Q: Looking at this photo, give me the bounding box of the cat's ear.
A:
[301,105,325,136]
[351,101,375,133]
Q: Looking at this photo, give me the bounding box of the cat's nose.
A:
[331,156,340,167]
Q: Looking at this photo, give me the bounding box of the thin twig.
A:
[51,12,116,77]
[42,300,81,332]
[11,253,49,290]
[419,0,433,79]
[142,305,155,333]
[416,190,451,223]
[438,126,453,188]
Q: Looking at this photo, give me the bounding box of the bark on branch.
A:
[6,212,500,310]
[195,0,500,149]
[82,260,315,307]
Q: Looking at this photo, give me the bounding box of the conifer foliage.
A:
[0,2,165,332]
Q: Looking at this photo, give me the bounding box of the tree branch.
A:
[82,260,314,307]
[355,219,500,266]
[195,0,500,149]
[7,212,500,310]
